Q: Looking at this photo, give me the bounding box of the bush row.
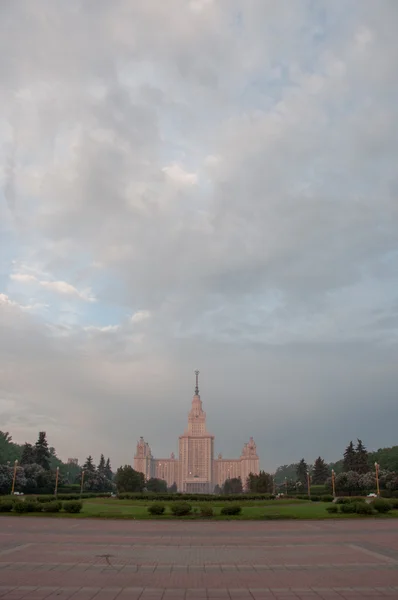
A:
[147,502,242,517]
[0,499,83,514]
[118,493,274,501]
[327,498,397,515]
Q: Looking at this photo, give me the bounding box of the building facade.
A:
[133,372,260,492]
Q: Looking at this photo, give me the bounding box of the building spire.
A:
[194,370,199,395]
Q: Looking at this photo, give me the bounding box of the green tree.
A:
[246,470,272,493]
[354,439,370,474]
[274,463,298,484]
[370,446,398,472]
[343,441,356,472]
[98,454,106,475]
[115,465,145,493]
[168,482,177,493]
[222,477,243,495]
[0,431,22,464]
[104,458,113,480]
[34,432,51,470]
[312,456,330,484]
[146,477,168,493]
[296,459,308,486]
[20,443,36,465]
[83,455,96,474]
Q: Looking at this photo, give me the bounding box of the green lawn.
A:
[79,499,398,520]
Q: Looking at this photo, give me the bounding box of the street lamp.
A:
[331,469,336,498]
[307,471,311,499]
[54,466,60,497]
[375,462,380,497]
[11,460,18,495]
[80,470,85,497]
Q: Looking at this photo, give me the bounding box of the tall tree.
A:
[343,441,356,472]
[98,454,106,475]
[246,471,272,493]
[0,431,22,464]
[312,456,330,484]
[20,443,36,465]
[114,465,145,493]
[34,432,51,470]
[168,482,178,493]
[83,455,96,473]
[146,477,168,493]
[104,458,113,480]
[296,459,308,486]
[355,439,370,474]
[222,477,243,495]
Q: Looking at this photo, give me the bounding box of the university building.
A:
[134,372,260,492]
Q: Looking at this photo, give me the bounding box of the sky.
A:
[1,0,398,472]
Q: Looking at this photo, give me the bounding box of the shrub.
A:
[389,499,398,510]
[147,503,165,515]
[371,498,392,514]
[42,501,62,513]
[220,505,242,516]
[321,495,334,502]
[326,505,338,514]
[335,497,350,504]
[339,503,356,514]
[310,495,321,502]
[200,505,214,518]
[14,500,40,513]
[170,502,192,516]
[63,500,83,514]
[355,502,374,515]
[0,500,13,513]
[36,495,56,503]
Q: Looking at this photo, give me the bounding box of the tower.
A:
[178,370,214,493]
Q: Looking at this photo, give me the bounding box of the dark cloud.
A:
[1,1,398,468]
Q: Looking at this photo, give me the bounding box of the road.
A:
[1,517,398,599]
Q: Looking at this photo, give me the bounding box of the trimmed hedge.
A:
[371,498,392,514]
[221,505,242,516]
[117,492,275,502]
[63,500,83,513]
[170,502,192,516]
[0,500,13,512]
[42,501,62,513]
[13,500,40,513]
[147,503,165,515]
[200,505,214,517]
[326,505,338,514]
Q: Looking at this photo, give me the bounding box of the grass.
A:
[1,496,398,520]
[76,499,398,520]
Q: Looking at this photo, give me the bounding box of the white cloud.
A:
[9,272,96,302]
[131,310,151,323]
[162,163,198,185]
[40,280,96,302]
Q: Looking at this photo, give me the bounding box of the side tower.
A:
[240,437,260,489]
[133,436,154,480]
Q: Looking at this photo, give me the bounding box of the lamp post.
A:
[272,474,276,496]
[54,466,60,498]
[331,469,336,498]
[11,460,18,495]
[80,470,85,497]
[285,477,288,495]
[307,471,311,500]
[375,462,380,497]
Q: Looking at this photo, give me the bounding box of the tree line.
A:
[0,431,114,495]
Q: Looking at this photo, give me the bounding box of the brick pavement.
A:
[0,517,398,599]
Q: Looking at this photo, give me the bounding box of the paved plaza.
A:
[1,517,398,599]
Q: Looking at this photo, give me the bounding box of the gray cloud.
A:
[1,0,398,469]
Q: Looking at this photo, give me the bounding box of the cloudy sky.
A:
[1,0,397,471]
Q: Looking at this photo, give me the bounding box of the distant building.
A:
[134,372,260,492]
